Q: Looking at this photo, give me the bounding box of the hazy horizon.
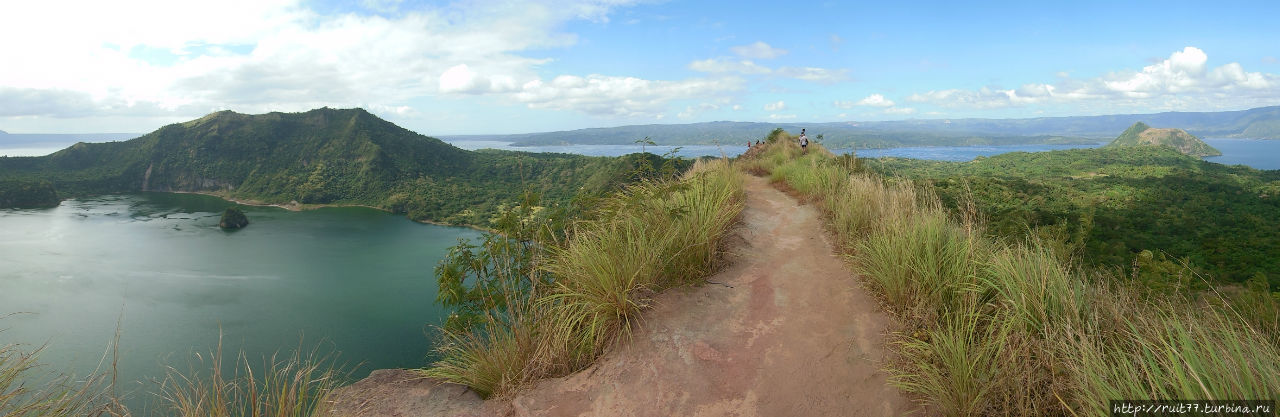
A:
[4,104,1277,139]
[3,1,1278,136]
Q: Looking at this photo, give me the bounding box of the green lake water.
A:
[0,192,481,411]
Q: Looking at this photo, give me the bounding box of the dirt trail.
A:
[499,174,911,416]
[330,173,915,416]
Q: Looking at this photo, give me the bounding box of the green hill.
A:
[1106,122,1221,157]
[0,108,686,225]
[865,146,1280,288]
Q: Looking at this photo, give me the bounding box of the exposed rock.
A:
[218,206,249,229]
[326,369,486,417]
[1107,122,1222,157]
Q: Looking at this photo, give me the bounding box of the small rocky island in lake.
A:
[219,206,249,229]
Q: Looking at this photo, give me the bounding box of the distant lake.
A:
[444,138,1279,170]
[446,140,747,158]
[0,145,71,157]
[1201,138,1280,170]
[0,193,480,412]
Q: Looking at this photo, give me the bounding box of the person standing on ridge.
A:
[798,128,809,154]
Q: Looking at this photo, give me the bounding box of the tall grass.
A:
[744,138,1280,416]
[424,158,745,398]
[0,342,123,417]
[3,316,348,417]
[155,333,348,417]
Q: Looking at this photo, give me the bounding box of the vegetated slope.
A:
[0,108,684,225]
[754,136,1280,416]
[491,174,912,416]
[1106,122,1221,157]
[866,146,1280,288]
[442,105,1280,148]
[328,169,914,417]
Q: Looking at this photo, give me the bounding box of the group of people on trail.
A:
[747,128,809,153]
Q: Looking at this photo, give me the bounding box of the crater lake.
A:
[0,192,481,411]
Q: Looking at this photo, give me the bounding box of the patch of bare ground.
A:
[329,174,917,416]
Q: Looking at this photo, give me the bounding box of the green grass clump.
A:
[743,138,1280,416]
[1065,288,1280,415]
[0,342,122,417]
[424,158,745,398]
[156,334,347,417]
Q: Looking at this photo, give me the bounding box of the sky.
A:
[1,0,1278,135]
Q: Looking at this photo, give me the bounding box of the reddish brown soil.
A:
[329,173,917,416]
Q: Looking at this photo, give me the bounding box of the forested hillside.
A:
[866,146,1280,289]
[0,108,687,225]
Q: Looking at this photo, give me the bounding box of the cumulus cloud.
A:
[855,93,895,107]
[768,113,796,120]
[884,107,916,115]
[906,46,1278,110]
[513,75,743,117]
[1,0,744,127]
[730,41,787,60]
[763,100,786,111]
[438,64,519,94]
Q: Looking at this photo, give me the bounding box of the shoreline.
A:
[161,190,494,233]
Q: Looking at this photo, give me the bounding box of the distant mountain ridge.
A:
[0,108,681,225]
[1107,122,1221,157]
[444,106,1280,148]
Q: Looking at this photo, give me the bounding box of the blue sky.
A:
[1,0,1277,135]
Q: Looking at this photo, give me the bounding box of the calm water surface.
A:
[0,193,480,410]
[1201,138,1280,170]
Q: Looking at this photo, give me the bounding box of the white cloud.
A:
[4,0,744,127]
[689,59,772,74]
[855,93,895,107]
[775,67,850,84]
[514,75,743,117]
[732,104,743,111]
[730,41,787,60]
[884,107,916,115]
[689,59,848,84]
[439,64,486,94]
[835,93,895,109]
[768,113,796,120]
[906,47,1278,110]
[763,100,786,111]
